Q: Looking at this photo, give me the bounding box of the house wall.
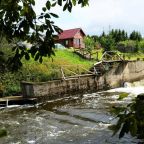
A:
[57,29,86,48]
[74,31,85,48]
[68,39,73,47]
[58,39,73,48]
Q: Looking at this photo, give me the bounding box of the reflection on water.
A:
[0,86,144,144]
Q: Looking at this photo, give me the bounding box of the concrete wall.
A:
[21,61,144,100]
[21,76,99,100]
[105,61,144,88]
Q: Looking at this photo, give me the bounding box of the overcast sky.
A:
[35,0,144,36]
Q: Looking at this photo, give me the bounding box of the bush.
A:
[0,37,15,71]
[0,72,21,96]
[139,40,144,53]
[117,40,137,53]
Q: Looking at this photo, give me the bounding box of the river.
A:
[0,83,144,144]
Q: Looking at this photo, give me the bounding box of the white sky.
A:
[34,0,144,36]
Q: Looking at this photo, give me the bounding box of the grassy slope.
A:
[1,48,143,96]
[1,49,94,96]
[122,52,144,60]
[22,49,94,81]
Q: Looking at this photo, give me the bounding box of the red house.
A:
[57,28,86,48]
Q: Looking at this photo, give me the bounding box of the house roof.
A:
[58,28,85,40]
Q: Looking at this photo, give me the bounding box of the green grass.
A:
[22,49,94,80]
[55,49,94,65]
[2,48,144,96]
[1,49,94,96]
[91,49,103,60]
[119,52,144,60]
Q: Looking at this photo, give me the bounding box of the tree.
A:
[0,0,89,70]
[84,36,95,58]
[109,29,128,43]
[100,35,115,52]
[91,35,99,42]
[130,31,142,41]
[101,31,106,37]
[134,41,140,53]
[139,40,144,53]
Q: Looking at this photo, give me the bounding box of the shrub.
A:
[117,40,137,53]
[0,72,21,96]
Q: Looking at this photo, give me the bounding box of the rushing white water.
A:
[0,82,143,144]
[108,80,144,95]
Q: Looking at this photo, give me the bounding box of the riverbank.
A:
[1,49,144,97]
[0,49,94,96]
[21,60,144,102]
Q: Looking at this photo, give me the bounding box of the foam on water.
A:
[107,80,144,96]
[1,81,144,144]
[108,86,144,95]
[27,140,36,144]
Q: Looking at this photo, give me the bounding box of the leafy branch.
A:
[110,94,144,139]
[0,0,89,70]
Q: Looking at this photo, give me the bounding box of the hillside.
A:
[0,49,94,96]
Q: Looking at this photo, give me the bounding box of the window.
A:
[65,40,68,45]
[74,39,80,45]
[74,39,76,44]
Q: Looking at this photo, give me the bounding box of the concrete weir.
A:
[21,61,144,100]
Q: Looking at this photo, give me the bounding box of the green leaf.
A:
[52,2,56,7]
[42,7,46,12]
[38,15,43,19]
[119,120,130,138]
[78,0,82,4]
[46,1,51,10]
[68,5,72,12]
[53,25,62,33]
[66,1,72,12]
[58,0,62,6]
[63,3,68,11]
[44,13,51,18]
[50,13,59,18]
[29,0,35,5]
[72,0,76,6]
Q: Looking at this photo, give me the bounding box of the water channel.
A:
[0,82,144,144]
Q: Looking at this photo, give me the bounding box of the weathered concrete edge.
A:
[21,61,144,101]
[21,75,99,101]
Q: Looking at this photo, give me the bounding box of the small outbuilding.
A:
[57,28,86,49]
